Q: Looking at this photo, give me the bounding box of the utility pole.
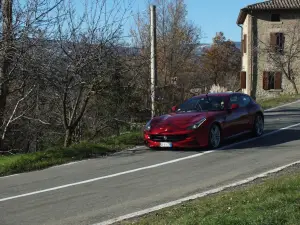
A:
[150,4,157,118]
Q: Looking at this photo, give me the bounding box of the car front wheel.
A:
[209,124,221,149]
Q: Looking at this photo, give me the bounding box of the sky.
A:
[122,0,263,43]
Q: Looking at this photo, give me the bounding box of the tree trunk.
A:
[0,139,5,152]
[0,0,13,128]
[0,82,8,126]
[64,128,74,147]
[291,80,299,95]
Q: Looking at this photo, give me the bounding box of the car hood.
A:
[150,112,207,132]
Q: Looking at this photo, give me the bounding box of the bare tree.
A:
[1,86,35,141]
[45,0,133,147]
[200,32,241,91]
[0,0,63,150]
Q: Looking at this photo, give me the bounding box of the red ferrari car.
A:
[144,92,264,149]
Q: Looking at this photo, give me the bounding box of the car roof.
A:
[195,92,238,98]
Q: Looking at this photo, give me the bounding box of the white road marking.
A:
[1,121,300,203]
[264,99,300,112]
[51,161,79,168]
[0,99,299,200]
[0,146,146,179]
[95,159,300,225]
[0,151,214,202]
[219,122,300,150]
[0,174,20,179]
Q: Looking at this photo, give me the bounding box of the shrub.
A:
[209,84,228,93]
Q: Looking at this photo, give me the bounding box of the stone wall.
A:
[249,10,300,99]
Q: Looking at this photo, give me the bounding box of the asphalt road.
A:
[1,101,300,225]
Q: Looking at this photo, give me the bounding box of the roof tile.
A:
[245,0,300,10]
[237,0,300,24]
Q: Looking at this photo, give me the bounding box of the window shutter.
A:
[241,39,244,53]
[270,33,277,51]
[281,33,285,52]
[243,34,247,53]
[240,71,246,89]
[274,72,282,89]
[263,71,269,90]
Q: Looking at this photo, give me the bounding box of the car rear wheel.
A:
[209,124,221,149]
[253,114,264,137]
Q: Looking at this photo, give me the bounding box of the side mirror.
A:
[171,106,177,112]
[231,103,239,110]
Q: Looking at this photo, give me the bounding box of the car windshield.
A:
[176,96,226,112]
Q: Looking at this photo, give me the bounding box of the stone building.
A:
[237,0,300,99]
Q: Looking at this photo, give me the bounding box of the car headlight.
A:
[187,118,206,130]
[144,120,151,131]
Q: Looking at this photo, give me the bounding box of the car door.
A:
[239,94,252,132]
[238,94,252,131]
[223,94,241,137]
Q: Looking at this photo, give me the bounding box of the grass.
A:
[257,94,300,110]
[120,171,300,225]
[0,131,143,177]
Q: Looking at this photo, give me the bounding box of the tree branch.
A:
[2,86,35,140]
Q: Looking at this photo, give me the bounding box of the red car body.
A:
[143,92,264,149]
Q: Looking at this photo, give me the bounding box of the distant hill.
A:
[234,42,241,49]
[114,42,242,57]
[195,42,241,55]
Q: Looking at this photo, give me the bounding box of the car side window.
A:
[239,95,251,108]
[229,95,239,107]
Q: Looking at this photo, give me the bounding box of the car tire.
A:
[252,114,264,137]
[209,123,221,149]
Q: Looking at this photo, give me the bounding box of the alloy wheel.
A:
[255,115,264,136]
[209,124,221,148]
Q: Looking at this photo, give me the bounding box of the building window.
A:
[270,33,285,54]
[276,33,285,53]
[271,14,281,22]
[240,71,246,89]
[263,71,282,90]
[268,73,275,89]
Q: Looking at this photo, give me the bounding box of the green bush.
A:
[103,131,144,146]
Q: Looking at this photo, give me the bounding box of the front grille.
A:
[150,134,188,142]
